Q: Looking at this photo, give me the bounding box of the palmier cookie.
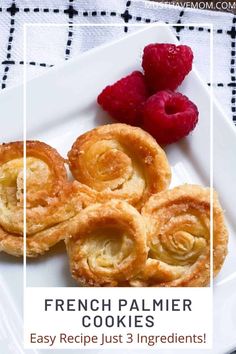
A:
[68,123,171,209]
[66,200,148,286]
[0,141,95,257]
[130,184,228,287]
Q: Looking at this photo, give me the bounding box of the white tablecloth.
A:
[0,0,235,125]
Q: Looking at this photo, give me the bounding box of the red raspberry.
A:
[97,71,148,126]
[142,43,193,92]
[142,91,198,144]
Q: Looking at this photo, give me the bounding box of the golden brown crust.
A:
[0,141,96,257]
[0,141,68,205]
[65,200,148,286]
[130,184,228,287]
[68,123,171,209]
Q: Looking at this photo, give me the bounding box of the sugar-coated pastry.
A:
[66,200,148,286]
[68,123,171,209]
[130,184,228,287]
[0,141,96,257]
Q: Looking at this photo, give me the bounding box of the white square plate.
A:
[0,25,236,354]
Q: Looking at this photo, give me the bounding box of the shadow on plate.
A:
[26,240,77,287]
[166,136,210,186]
[0,252,22,264]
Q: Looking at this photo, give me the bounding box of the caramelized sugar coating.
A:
[66,200,148,286]
[68,123,171,209]
[130,184,228,287]
[0,141,96,257]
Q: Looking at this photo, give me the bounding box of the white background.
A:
[25,287,212,349]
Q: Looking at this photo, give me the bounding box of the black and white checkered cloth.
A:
[0,0,235,128]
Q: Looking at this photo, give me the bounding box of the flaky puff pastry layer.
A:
[65,200,148,286]
[0,141,97,257]
[130,184,228,287]
[68,123,171,209]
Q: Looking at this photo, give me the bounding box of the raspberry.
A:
[97,71,148,126]
[142,91,198,144]
[142,43,193,92]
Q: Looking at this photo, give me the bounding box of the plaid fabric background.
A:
[0,0,235,129]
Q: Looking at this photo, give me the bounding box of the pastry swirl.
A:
[68,123,171,208]
[66,200,148,286]
[130,184,228,287]
[0,141,94,257]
